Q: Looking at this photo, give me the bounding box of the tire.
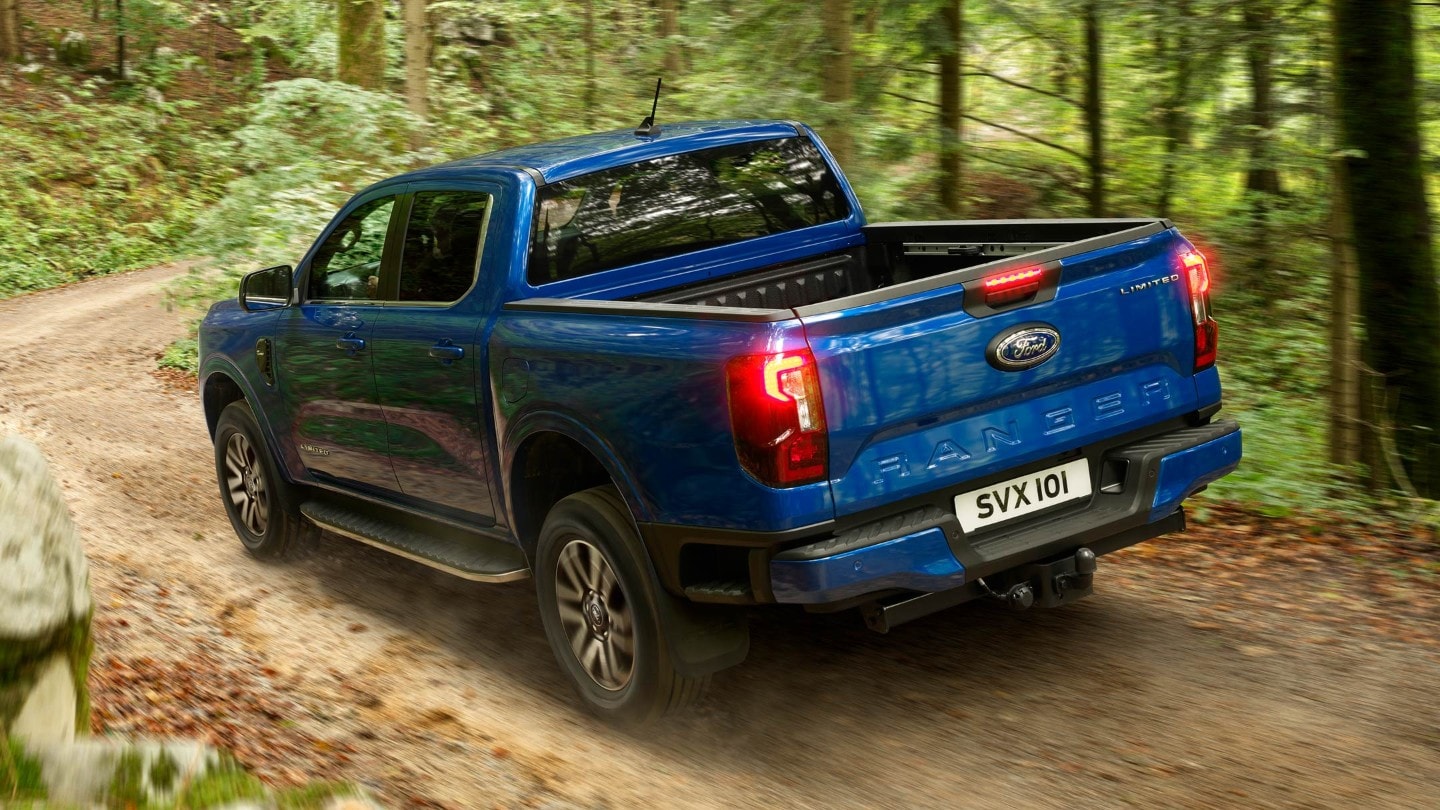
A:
[535,485,707,726]
[213,400,317,560]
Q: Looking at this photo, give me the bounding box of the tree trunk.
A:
[659,0,681,77]
[115,0,125,80]
[337,0,385,90]
[1328,156,1364,476]
[937,0,963,218]
[402,0,428,146]
[583,0,596,128]
[1243,2,1282,197]
[821,0,854,168]
[1334,0,1440,496]
[0,0,20,62]
[1242,1,1282,291]
[1156,0,1192,219]
[1082,0,1104,217]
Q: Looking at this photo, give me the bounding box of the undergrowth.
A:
[0,73,230,299]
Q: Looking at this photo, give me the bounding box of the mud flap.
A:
[655,594,750,678]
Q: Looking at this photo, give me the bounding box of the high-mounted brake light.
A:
[727,349,828,487]
[982,266,1045,307]
[1180,249,1218,372]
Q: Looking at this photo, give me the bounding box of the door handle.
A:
[429,342,465,363]
[336,335,366,355]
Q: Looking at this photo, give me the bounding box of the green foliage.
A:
[185,78,424,268]
[1,736,46,801]
[173,757,270,808]
[108,749,149,807]
[276,781,369,809]
[158,338,199,374]
[0,75,227,299]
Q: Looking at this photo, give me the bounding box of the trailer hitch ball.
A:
[1076,547,1097,575]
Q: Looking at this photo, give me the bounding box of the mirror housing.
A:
[239,265,294,311]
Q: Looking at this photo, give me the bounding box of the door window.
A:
[307,196,397,302]
[397,191,492,303]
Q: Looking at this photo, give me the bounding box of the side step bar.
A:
[300,500,530,583]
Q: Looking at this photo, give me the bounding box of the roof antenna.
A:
[634,78,663,137]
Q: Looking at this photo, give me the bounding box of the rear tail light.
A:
[726,349,828,487]
[1180,249,1218,371]
[982,266,1045,308]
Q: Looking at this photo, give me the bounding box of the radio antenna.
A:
[634,78,663,137]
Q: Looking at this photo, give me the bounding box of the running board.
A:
[300,501,530,583]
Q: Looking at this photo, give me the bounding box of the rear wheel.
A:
[213,400,316,560]
[535,486,707,726]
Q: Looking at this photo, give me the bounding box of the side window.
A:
[307,196,397,302]
[397,191,491,303]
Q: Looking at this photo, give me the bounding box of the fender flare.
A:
[200,356,309,486]
[500,409,650,526]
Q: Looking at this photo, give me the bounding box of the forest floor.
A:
[1,266,1438,809]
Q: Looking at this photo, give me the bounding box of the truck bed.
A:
[626,219,1171,313]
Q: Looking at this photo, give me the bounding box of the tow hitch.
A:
[860,546,1100,633]
[979,547,1097,611]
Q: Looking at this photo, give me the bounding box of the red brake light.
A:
[1181,250,1210,295]
[727,349,828,487]
[982,266,1045,307]
[1180,249,1218,371]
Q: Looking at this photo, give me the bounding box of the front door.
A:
[276,191,402,492]
[371,188,498,520]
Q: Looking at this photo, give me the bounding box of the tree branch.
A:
[884,90,941,108]
[964,65,1082,108]
[962,113,1088,162]
[967,148,1088,198]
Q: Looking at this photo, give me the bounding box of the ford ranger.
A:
[198,119,1241,724]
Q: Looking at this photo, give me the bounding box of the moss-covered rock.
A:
[0,435,93,742]
[3,736,380,808]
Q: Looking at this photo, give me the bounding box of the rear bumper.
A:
[768,419,1240,604]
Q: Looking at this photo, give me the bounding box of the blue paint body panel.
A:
[801,227,1200,518]
[770,527,966,604]
[491,309,835,530]
[1151,430,1244,520]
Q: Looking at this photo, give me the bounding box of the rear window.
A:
[527,136,849,285]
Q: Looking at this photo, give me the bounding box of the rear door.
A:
[370,186,499,521]
[276,190,403,491]
[797,222,1201,518]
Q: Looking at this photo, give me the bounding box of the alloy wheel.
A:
[554,539,635,691]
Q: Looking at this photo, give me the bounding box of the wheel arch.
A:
[201,367,246,438]
[200,357,305,487]
[503,414,649,561]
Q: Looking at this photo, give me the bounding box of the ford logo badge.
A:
[987,323,1061,371]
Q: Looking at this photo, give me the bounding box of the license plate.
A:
[954,458,1093,533]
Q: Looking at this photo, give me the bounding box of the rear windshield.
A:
[527,136,849,285]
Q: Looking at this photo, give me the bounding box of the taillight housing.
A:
[726,349,828,487]
[1180,249,1218,371]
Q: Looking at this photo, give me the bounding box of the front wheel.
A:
[213,400,316,560]
[535,486,707,726]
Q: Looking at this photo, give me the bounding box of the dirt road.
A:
[1,266,1437,808]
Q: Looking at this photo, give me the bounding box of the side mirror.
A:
[239,265,294,311]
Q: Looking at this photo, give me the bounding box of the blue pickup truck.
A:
[199,119,1241,724]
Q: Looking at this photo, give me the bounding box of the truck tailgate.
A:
[797,225,1200,517]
